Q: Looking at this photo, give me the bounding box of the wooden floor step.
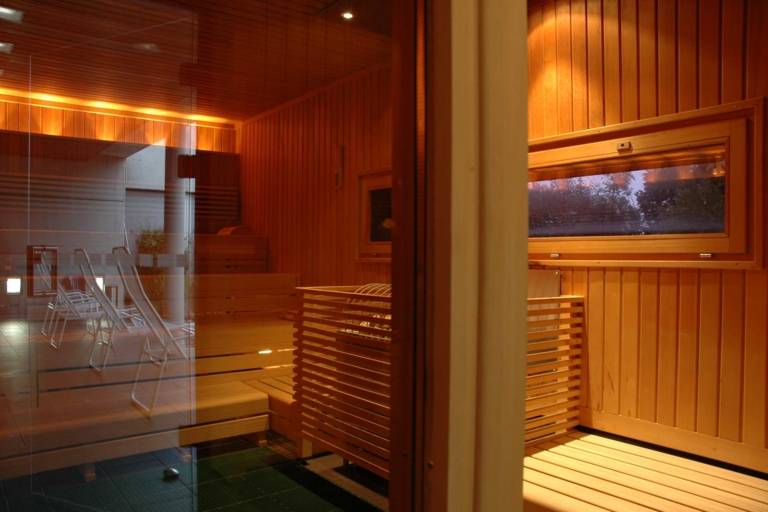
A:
[524,434,768,512]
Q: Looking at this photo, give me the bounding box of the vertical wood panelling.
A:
[637,269,658,422]
[571,0,588,131]
[586,0,605,128]
[637,0,657,119]
[696,269,721,436]
[620,0,638,122]
[698,0,721,107]
[657,0,678,115]
[556,0,574,133]
[619,269,639,417]
[603,0,622,125]
[676,269,699,431]
[239,67,391,286]
[720,0,744,103]
[603,269,622,414]
[586,269,605,411]
[718,271,745,442]
[677,0,699,111]
[742,271,767,447]
[528,0,768,467]
[656,270,678,427]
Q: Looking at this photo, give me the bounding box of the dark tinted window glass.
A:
[369,187,393,242]
[529,160,726,237]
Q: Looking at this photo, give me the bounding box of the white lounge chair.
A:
[74,249,146,371]
[112,246,192,416]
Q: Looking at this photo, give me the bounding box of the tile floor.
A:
[0,437,383,512]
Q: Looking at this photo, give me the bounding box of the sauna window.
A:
[527,100,764,268]
[529,156,727,238]
[359,171,392,260]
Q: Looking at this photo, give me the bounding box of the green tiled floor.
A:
[0,438,382,511]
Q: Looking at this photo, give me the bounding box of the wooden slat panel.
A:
[295,286,393,477]
[525,297,584,443]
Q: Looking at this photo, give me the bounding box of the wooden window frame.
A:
[528,98,765,269]
[358,170,393,261]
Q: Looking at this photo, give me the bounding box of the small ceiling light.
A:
[132,42,159,53]
[341,11,354,20]
[0,42,13,54]
[0,6,23,23]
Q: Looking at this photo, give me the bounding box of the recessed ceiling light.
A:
[132,42,159,53]
[0,42,12,54]
[341,11,354,20]
[0,6,23,24]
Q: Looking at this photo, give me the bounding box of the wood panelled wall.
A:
[0,98,237,153]
[240,66,391,285]
[528,0,768,471]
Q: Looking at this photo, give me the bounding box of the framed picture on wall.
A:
[358,170,392,261]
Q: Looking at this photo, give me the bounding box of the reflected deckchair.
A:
[74,249,146,371]
[112,246,192,416]
[39,253,98,339]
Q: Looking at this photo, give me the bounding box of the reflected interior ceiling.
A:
[0,0,391,120]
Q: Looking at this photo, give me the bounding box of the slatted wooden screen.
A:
[294,285,392,479]
[526,296,584,445]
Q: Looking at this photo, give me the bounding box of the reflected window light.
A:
[0,42,12,54]
[258,349,273,355]
[0,6,23,23]
[6,277,21,295]
[95,277,105,291]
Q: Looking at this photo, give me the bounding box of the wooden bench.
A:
[0,272,299,478]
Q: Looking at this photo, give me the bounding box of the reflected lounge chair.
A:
[46,287,102,349]
[74,249,146,371]
[112,246,192,416]
[39,253,98,339]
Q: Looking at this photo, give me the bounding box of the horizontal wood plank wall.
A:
[239,67,392,286]
[0,98,237,153]
[529,0,768,471]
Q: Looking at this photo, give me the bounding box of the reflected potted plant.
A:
[136,229,166,314]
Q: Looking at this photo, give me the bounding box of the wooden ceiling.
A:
[0,0,391,120]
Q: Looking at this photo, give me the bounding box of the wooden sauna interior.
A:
[521,0,768,509]
[0,0,767,509]
[0,0,399,498]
